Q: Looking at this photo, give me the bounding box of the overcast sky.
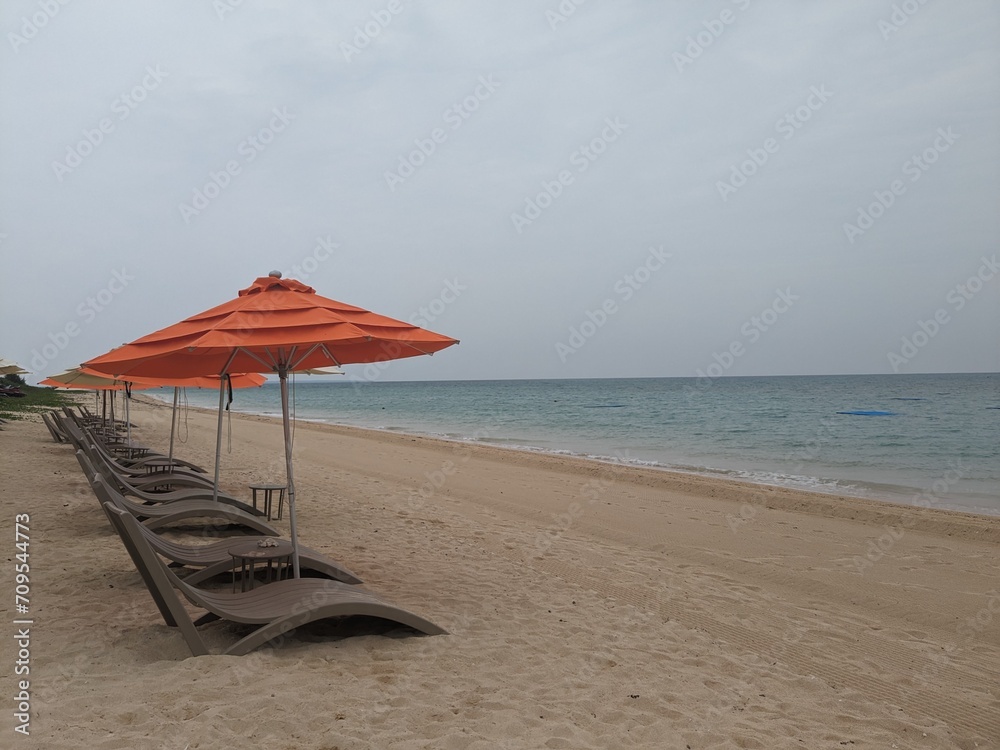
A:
[2,0,998,384]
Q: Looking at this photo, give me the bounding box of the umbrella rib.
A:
[318,343,342,367]
[288,344,322,371]
[236,348,276,373]
[221,348,240,375]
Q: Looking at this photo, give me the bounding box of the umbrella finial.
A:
[269,270,282,278]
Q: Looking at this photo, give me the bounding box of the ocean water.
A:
[153,373,1000,516]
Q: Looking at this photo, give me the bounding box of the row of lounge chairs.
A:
[49,407,445,656]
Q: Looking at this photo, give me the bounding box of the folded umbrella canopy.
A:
[41,367,150,390]
[0,358,30,376]
[41,367,265,391]
[84,272,459,577]
[41,367,157,441]
[41,367,265,456]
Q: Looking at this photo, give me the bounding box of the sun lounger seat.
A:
[74,444,262,516]
[41,411,68,443]
[86,461,279,536]
[104,503,445,656]
[97,500,361,585]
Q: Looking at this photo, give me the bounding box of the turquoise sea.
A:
[152,373,1000,517]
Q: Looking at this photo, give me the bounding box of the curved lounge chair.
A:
[86,463,279,536]
[58,416,215,490]
[98,500,361,585]
[82,427,207,473]
[84,436,216,488]
[105,504,445,656]
[42,411,68,443]
[75,448,262,517]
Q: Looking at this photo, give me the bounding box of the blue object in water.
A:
[837,409,895,416]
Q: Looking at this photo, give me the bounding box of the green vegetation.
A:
[0,377,82,420]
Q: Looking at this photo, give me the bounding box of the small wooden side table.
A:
[228,539,294,592]
[249,483,287,521]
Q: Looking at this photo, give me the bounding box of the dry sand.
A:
[2,396,999,749]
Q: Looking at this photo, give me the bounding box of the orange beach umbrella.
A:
[83,274,458,378]
[84,272,459,577]
[42,367,266,455]
[41,367,266,391]
[41,368,154,391]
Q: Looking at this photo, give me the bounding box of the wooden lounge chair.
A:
[82,427,208,473]
[77,444,264,516]
[104,504,445,656]
[55,412,200,474]
[82,432,213,485]
[85,461,279,536]
[41,411,68,443]
[97,500,361,585]
[59,417,217,492]
[74,448,263,517]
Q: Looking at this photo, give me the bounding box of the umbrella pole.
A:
[168,386,179,464]
[279,366,301,578]
[212,378,225,503]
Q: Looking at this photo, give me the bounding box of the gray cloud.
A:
[2,0,997,381]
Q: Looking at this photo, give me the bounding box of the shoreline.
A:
[134,393,1000,540]
[138,376,1000,517]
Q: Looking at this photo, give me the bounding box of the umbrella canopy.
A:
[43,367,266,462]
[41,368,154,391]
[83,272,459,578]
[41,368,266,391]
[83,273,458,378]
[0,358,30,376]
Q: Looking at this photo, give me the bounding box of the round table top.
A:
[228,538,294,560]
[249,483,287,491]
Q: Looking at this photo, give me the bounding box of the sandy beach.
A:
[3,395,999,749]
